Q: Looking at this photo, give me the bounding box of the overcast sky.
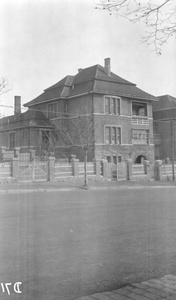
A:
[0,0,176,116]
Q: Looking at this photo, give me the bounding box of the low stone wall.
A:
[155,160,176,181]
[1,156,170,183]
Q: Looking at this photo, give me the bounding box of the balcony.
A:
[131,117,149,125]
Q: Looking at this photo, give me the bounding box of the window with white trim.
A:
[48,103,57,118]
[132,129,149,144]
[105,97,120,115]
[105,126,121,145]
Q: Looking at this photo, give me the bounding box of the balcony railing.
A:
[131,117,149,125]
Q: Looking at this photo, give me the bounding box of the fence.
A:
[54,163,73,180]
[112,162,127,180]
[19,153,30,161]
[162,164,176,177]
[79,162,95,176]
[2,157,175,183]
[0,162,12,181]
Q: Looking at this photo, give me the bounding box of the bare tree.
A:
[0,77,10,118]
[95,0,176,54]
[52,113,95,188]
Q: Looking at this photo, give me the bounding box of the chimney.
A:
[14,96,21,116]
[104,58,111,76]
[78,68,83,73]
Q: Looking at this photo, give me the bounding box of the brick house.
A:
[22,58,157,163]
[0,96,54,153]
[153,94,176,160]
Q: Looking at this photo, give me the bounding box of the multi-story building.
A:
[0,58,157,163]
[153,94,176,160]
[24,58,156,163]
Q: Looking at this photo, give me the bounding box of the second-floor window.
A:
[105,97,120,115]
[48,103,57,118]
[132,102,147,116]
[105,126,121,145]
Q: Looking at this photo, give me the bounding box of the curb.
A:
[0,185,176,194]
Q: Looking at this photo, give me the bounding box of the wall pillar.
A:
[71,158,79,177]
[165,157,170,164]
[30,149,36,161]
[93,159,100,177]
[48,157,55,181]
[155,160,162,181]
[144,160,150,179]
[127,159,133,180]
[0,146,6,161]
[12,158,19,181]
[14,147,20,158]
[101,159,108,178]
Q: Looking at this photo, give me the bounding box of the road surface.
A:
[0,187,176,299]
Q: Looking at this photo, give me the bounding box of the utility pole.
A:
[171,120,175,181]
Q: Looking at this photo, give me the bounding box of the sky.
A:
[0,0,176,117]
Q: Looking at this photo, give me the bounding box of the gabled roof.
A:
[0,110,53,130]
[24,61,156,107]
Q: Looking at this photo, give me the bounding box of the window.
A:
[105,127,111,144]
[113,156,117,164]
[132,130,148,144]
[132,102,147,116]
[106,156,111,163]
[105,126,121,145]
[9,132,15,149]
[41,130,50,146]
[118,156,122,163]
[105,97,110,114]
[48,103,57,118]
[117,127,121,144]
[116,98,120,114]
[111,127,116,145]
[112,98,116,114]
[105,96,120,115]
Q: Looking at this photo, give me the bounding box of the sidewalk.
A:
[0,179,175,194]
[75,275,176,300]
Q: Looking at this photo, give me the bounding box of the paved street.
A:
[76,275,176,300]
[0,187,176,300]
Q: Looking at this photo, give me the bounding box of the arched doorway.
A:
[135,155,147,164]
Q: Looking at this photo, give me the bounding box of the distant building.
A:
[0,58,157,163]
[153,94,176,160]
[0,96,54,153]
